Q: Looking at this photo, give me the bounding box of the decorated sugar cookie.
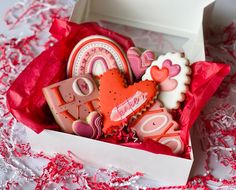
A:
[99,69,158,135]
[127,47,155,80]
[67,35,133,83]
[72,111,103,139]
[131,102,184,154]
[142,52,191,109]
[43,74,99,133]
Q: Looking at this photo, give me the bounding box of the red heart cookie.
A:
[150,66,169,83]
[99,69,158,134]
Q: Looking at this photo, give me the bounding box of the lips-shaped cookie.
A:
[99,69,158,135]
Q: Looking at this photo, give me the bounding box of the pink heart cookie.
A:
[72,111,103,139]
[127,47,155,80]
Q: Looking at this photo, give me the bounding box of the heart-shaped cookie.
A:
[72,111,103,139]
[99,69,158,134]
[127,47,155,80]
[150,66,169,83]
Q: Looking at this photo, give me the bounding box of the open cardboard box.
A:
[25,0,216,186]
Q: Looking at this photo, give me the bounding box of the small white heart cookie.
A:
[142,52,191,109]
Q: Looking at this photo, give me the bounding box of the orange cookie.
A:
[99,69,158,135]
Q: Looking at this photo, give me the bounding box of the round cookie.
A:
[67,35,133,83]
[142,52,191,109]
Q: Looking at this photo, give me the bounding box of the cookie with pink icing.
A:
[43,74,99,134]
[72,111,103,139]
[131,102,184,154]
[142,52,191,109]
[67,35,133,83]
[127,47,155,80]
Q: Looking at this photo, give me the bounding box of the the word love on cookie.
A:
[43,74,99,133]
[142,52,191,109]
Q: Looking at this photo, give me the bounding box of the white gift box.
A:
[26,0,216,186]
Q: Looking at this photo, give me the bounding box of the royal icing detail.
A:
[110,91,148,121]
[43,74,99,133]
[132,102,184,154]
[67,35,133,83]
[99,69,158,135]
[127,47,155,80]
[72,77,94,96]
[142,52,191,109]
[72,111,103,139]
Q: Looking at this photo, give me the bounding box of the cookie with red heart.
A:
[142,52,191,109]
[99,69,159,135]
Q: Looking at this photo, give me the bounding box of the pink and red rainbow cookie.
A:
[67,35,133,83]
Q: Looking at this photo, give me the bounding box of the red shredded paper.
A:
[1,0,236,189]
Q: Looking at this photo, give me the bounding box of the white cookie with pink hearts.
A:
[142,52,191,109]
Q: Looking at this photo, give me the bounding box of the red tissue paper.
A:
[6,19,230,156]
[6,19,134,134]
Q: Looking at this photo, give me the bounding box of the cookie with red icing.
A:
[142,52,191,109]
[131,102,184,154]
[99,69,158,135]
[67,35,133,83]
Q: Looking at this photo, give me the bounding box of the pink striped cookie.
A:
[67,35,133,83]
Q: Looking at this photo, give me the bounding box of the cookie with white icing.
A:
[142,52,191,109]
